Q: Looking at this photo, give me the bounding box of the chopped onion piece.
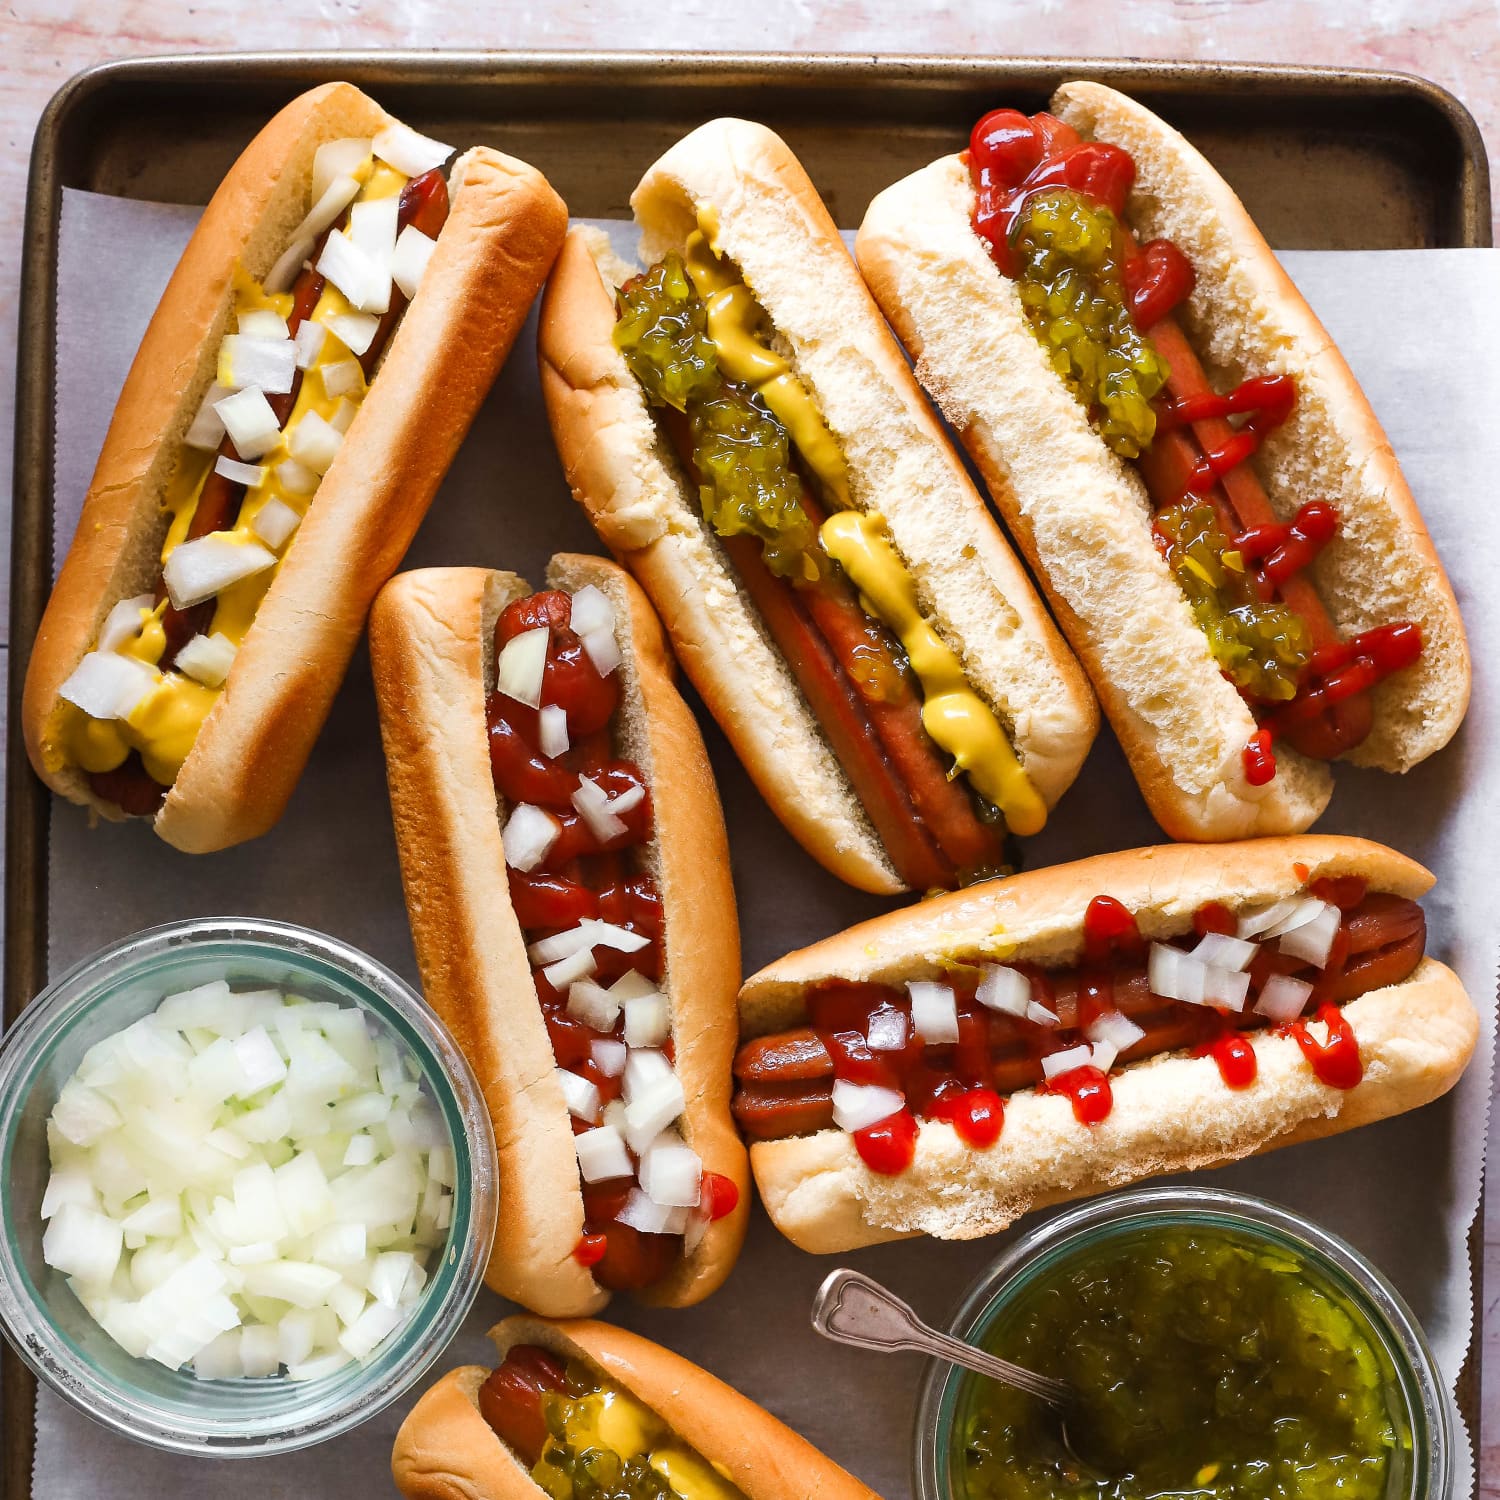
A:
[391,224,437,299]
[43,1203,123,1285]
[349,197,399,315]
[1236,897,1302,939]
[288,411,344,475]
[264,235,315,297]
[317,229,384,313]
[293,320,326,369]
[1254,973,1314,1022]
[276,458,320,497]
[1025,1001,1059,1027]
[866,1006,907,1052]
[1148,942,1208,1006]
[319,357,364,399]
[975,964,1029,1017]
[175,633,238,688]
[312,138,372,201]
[1203,966,1252,1011]
[623,1072,687,1154]
[185,382,234,450]
[214,455,266,489]
[624,992,671,1049]
[237,308,290,341]
[218,334,297,395]
[1085,1009,1145,1052]
[590,1039,627,1077]
[163,534,277,611]
[1041,1044,1094,1079]
[326,312,379,357]
[573,776,627,842]
[501,803,560,872]
[328,398,359,434]
[575,1124,632,1183]
[496,626,548,709]
[529,920,646,965]
[542,946,597,991]
[640,1135,701,1208]
[831,1080,905,1134]
[566,980,619,1033]
[293,170,361,244]
[372,122,454,177]
[907,981,959,1044]
[251,498,302,550]
[538,704,569,759]
[338,1300,402,1361]
[1190,932,1258,972]
[556,1069,601,1123]
[1090,1039,1119,1074]
[616,1189,687,1238]
[97,593,155,653]
[1279,903,1340,968]
[214,387,282,461]
[569,585,614,637]
[59,652,155,721]
[1263,897,1329,939]
[582,625,623,677]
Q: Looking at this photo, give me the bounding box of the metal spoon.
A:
[810,1267,1073,1408]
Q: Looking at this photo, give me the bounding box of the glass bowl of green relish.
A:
[914,1188,1450,1500]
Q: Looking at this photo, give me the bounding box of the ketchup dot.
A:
[573,1233,608,1267]
[1046,1065,1113,1126]
[1291,1004,1363,1090]
[854,1110,919,1175]
[1243,729,1277,787]
[1082,895,1141,965]
[700,1171,740,1222]
[933,1088,1005,1149]
[1209,1031,1257,1090]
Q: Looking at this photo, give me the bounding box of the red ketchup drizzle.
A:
[1195,1028,1258,1089]
[1265,624,1424,747]
[1156,375,1298,497]
[1289,1003,1364,1090]
[1234,500,1339,593]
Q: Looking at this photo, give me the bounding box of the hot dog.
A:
[734,836,1476,1253]
[23,82,568,852]
[369,559,748,1316]
[392,1317,882,1500]
[538,118,1098,895]
[855,82,1470,842]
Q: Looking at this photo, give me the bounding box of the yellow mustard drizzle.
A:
[535,1384,744,1500]
[820,510,1047,837]
[681,213,850,508]
[58,150,403,787]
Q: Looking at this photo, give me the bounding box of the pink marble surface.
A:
[2,1,1496,1492]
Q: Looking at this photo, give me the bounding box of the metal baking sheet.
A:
[8,50,1492,1500]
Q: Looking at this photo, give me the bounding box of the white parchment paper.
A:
[29,188,1500,1498]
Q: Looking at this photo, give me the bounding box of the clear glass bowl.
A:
[0,918,498,1456]
[914,1187,1452,1500]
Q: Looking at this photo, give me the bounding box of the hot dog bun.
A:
[391,1316,882,1500]
[855,82,1469,843]
[369,558,748,1315]
[539,118,1098,895]
[24,82,568,852]
[738,836,1476,1252]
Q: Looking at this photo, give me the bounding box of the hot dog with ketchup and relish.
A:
[856,81,1469,842]
[24,82,567,852]
[540,118,1098,896]
[733,837,1475,1253]
[370,559,747,1316]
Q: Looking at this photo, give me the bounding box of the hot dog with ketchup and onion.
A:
[856,81,1469,842]
[733,836,1475,1254]
[539,117,1098,896]
[370,559,748,1316]
[24,82,567,852]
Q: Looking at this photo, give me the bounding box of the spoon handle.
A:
[811,1268,1071,1408]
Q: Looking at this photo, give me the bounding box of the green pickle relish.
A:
[953,1225,1407,1500]
[1012,189,1171,460]
[612,253,815,577]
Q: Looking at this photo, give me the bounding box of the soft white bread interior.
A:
[856,84,1468,840]
[541,115,1100,892]
[738,836,1476,1251]
[391,1317,884,1500]
[370,559,747,1315]
[24,83,569,852]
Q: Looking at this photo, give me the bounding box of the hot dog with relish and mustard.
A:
[856,82,1469,842]
[370,559,748,1316]
[539,118,1098,896]
[733,836,1475,1253]
[392,1318,881,1500]
[23,82,567,852]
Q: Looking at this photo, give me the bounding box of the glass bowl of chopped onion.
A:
[0,918,498,1455]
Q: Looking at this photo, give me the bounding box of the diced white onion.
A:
[569,584,614,637]
[391,224,437,300]
[1279,903,1340,968]
[317,230,383,313]
[162,534,277,611]
[1148,943,1207,1006]
[500,803,560,872]
[214,454,266,489]
[974,964,1029,1017]
[640,1135,701,1208]
[538,704,569,759]
[623,1049,672,1102]
[293,321,327,370]
[624,992,671,1049]
[615,1188,687,1238]
[276,458,320,497]
[372,122,454,178]
[542,946,597,991]
[293,173,362,246]
[590,1039,627,1077]
[1025,1001,1059,1028]
[185,382,234,450]
[831,1080,905,1134]
[582,626,623,677]
[496,626,548,709]
[1089,1039,1119,1074]
[218,334,297,395]
[328,398,359,435]
[529,920,646,965]
[42,1203,123,1285]
[1085,1010,1145,1053]
[237,308,289,340]
[575,1125,633,1184]
[338,1300,402,1361]
[312,138,372,202]
[319,358,364,399]
[623,1073,688,1155]
[907,981,959,1044]
[573,776,627,842]
[287,411,344,475]
[1236,897,1302,939]
[1254,973,1314,1022]
[59,652,156,721]
[326,312,379,358]
[556,1069,601,1123]
[866,1007,907,1052]
[1263,897,1328,939]
[97,593,155,653]
[349,197,399,315]
[174,633,239,688]
[1191,932,1258,972]
[566,981,619,1033]
[264,236,315,297]
[1041,1044,1094,1079]
[251,498,302,550]
[1203,966,1252,1011]
[214,387,283,461]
